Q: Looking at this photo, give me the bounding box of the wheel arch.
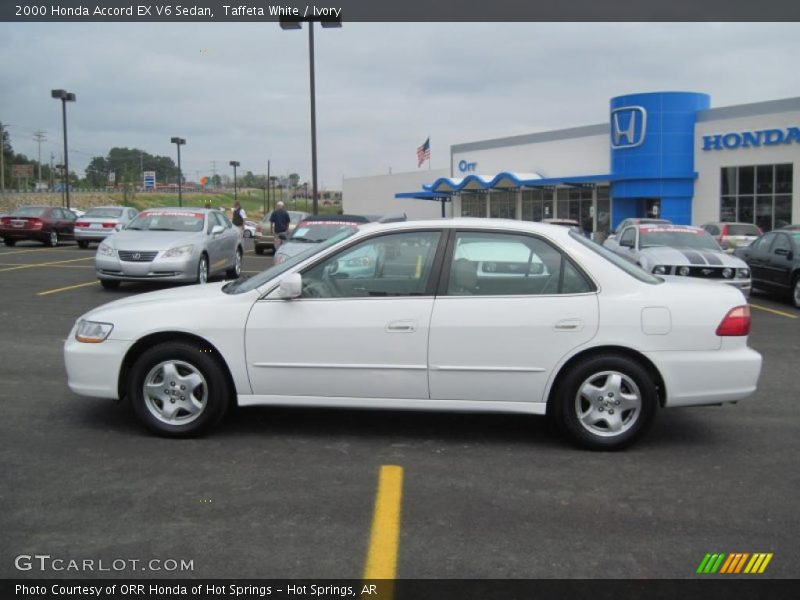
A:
[118,331,236,407]
[545,345,667,413]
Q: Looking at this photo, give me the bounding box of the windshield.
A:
[640,229,720,251]
[223,228,358,294]
[569,231,662,284]
[126,210,205,232]
[290,222,361,243]
[85,208,124,218]
[12,207,47,217]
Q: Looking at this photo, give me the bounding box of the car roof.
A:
[353,218,577,239]
[300,213,370,223]
[85,205,131,210]
[637,224,705,233]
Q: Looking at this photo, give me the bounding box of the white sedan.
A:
[64,219,762,449]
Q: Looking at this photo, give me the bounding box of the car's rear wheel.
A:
[197,254,209,284]
[128,342,230,437]
[48,230,59,247]
[77,240,90,249]
[226,248,243,279]
[100,279,120,290]
[3,238,16,247]
[552,354,658,450]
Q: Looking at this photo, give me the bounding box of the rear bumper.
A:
[0,229,48,242]
[645,345,762,407]
[75,229,113,242]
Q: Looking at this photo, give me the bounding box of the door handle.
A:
[386,320,417,333]
[554,319,584,331]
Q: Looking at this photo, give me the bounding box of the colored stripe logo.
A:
[697,552,773,574]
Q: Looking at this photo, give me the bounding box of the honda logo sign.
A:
[611,106,647,149]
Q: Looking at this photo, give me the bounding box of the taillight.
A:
[0,217,9,225]
[76,221,89,227]
[720,224,728,238]
[102,222,116,229]
[29,219,43,229]
[716,305,751,336]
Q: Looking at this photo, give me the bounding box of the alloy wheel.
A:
[574,370,642,437]
[142,360,208,425]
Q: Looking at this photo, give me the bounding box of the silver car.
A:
[604,223,751,296]
[96,207,243,290]
[75,206,139,248]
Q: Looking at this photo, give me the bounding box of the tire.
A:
[197,254,209,284]
[243,229,252,238]
[254,245,265,255]
[100,279,120,290]
[48,230,59,247]
[551,354,658,450]
[127,341,230,437]
[77,240,90,249]
[792,274,800,309]
[4,238,16,247]
[226,248,243,279]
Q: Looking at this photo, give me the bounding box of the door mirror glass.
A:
[619,238,634,248]
[277,273,302,299]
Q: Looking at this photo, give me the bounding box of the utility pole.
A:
[33,130,47,190]
[0,122,6,195]
[49,153,55,190]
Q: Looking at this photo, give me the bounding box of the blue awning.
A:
[394,191,453,201]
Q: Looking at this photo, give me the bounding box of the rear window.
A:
[569,231,662,285]
[12,207,47,217]
[725,224,761,236]
[85,208,123,218]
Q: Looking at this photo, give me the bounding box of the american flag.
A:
[417,137,430,167]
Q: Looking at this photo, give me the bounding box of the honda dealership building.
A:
[343,91,798,237]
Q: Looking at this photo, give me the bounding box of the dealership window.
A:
[720,164,793,231]
[489,190,517,219]
[521,188,554,222]
[460,191,487,218]
[557,187,594,232]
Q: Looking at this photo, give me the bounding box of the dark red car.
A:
[0,206,76,247]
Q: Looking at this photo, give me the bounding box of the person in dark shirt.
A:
[231,201,247,232]
[269,201,291,248]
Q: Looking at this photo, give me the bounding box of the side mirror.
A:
[277,273,302,299]
[211,225,224,236]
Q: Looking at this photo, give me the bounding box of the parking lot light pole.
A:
[279,17,341,216]
[170,137,186,207]
[229,161,240,203]
[51,89,76,210]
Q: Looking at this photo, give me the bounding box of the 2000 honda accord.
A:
[65,219,762,449]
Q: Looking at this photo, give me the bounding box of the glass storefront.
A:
[556,187,594,232]
[461,191,487,217]
[489,190,516,219]
[521,188,554,221]
[720,164,793,231]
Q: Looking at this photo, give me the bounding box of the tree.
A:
[288,173,300,188]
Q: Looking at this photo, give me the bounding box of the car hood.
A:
[639,246,747,268]
[104,230,201,251]
[82,281,230,319]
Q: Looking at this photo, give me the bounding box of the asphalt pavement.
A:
[0,240,798,579]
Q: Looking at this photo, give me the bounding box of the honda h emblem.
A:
[611,106,647,149]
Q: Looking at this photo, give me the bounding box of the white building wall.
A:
[694,111,800,226]
[343,169,450,220]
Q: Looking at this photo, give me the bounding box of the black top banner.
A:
[2,0,800,22]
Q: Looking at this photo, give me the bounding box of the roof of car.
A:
[300,213,371,223]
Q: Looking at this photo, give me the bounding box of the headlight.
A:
[75,319,114,343]
[677,266,691,276]
[162,244,194,258]
[274,254,286,264]
[97,243,116,257]
[652,265,668,275]
[737,268,751,279]
[722,267,734,279]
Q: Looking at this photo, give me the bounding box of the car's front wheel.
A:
[128,342,230,437]
[226,248,243,279]
[197,254,209,284]
[552,354,658,450]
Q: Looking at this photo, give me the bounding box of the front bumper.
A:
[96,252,199,282]
[64,334,133,399]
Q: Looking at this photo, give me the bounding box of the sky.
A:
[1,22,799,189]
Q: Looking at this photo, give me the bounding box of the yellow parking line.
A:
[0,256,93,273]
[749,303,798,320]
[0,247,71,256]
[363,465,404,584]
[0,262,93,268]
[37,280,99,296]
